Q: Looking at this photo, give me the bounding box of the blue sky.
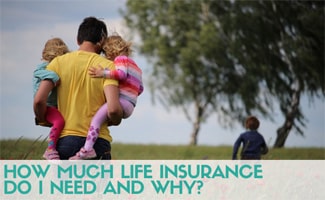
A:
[0,0,324,148]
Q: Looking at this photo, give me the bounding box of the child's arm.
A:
[106,64,127,81]
[260,137,269,155]
[89,64,127,81]
[232,136,242,160]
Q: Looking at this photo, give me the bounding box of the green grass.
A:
[0,138,324,160]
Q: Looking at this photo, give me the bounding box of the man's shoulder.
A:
[97,56,114,68]
[60,51,112,64]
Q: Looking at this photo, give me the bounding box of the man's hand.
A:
[35,118,52,127]
[104,85,123,126]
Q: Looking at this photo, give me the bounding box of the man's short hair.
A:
[77,16,108,45]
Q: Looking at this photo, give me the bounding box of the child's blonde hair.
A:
[42,38,69,62]
[102,35,132,60]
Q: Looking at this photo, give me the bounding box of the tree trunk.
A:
[274,89,301,148]
[189,103,204,146]
[274,121,292,148]
[189,120,201,145]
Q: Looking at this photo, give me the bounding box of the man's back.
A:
[47,50,117,141]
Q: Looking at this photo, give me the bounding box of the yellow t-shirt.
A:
[47,51,118,142]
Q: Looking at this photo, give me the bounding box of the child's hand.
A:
[89,65,104,78]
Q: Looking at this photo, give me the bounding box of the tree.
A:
[210,0,325,147]
[121,0,324,146]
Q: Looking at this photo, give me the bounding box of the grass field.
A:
[0,138,324,160]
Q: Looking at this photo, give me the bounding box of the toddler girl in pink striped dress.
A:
[69,35,143,160]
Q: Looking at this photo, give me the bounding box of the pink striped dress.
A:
[105,55,143,106]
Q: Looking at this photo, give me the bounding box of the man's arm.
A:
[104,85,123,126]
[33,80,54,123]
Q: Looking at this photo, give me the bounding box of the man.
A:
[34,17,123,159]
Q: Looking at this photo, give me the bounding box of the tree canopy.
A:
[121,0,324,146]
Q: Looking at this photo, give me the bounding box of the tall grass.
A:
[0,137,48,159]
[0,138,324,160]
